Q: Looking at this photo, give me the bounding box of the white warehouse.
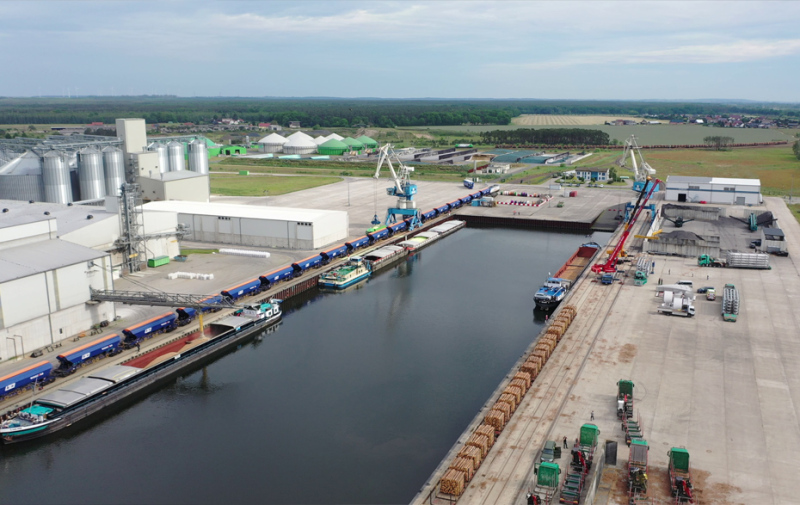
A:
[664,176,762,206]
[0,216,116,361]
[142,201,349,250]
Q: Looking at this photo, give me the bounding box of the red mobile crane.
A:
[591,178,661,275]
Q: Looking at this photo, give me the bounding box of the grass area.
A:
[210,174,342,196]
[789,204,800,225]
[512,115,664,126]
[180,248,219,255]
[572,145,800,195]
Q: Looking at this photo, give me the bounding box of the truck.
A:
[628,439,649,497]
[761,227,789,256]
[463,178,474,189]
[668,448,695,503]
[617,379,634,420]
[601,273,614,285]
[532,461,560,504]
[722,284,739,322]
[698,252,771,269]
[657,291,696,317]
[633,257,649,286]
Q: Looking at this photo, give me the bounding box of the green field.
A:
[408,124,795,146]
[572,145,800,196]
[209,174,342,197]
[789,204,800,225]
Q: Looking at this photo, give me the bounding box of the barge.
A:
[0,300,282,444]
[318,257,372,290]
[533,243,600,310]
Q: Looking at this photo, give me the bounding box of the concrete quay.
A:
[413,196,800,505]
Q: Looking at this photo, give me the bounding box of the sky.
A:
[1,1,799,102]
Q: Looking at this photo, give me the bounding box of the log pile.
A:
[439,303,580,499]
[440,468,466,496]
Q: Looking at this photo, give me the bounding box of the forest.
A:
[480,128,610,145]
[0,97,798,127]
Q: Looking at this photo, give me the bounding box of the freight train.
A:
[0,185,497,405]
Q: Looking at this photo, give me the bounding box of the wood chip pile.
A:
[438,304,579,498]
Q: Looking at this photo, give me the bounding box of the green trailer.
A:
[617,379,634,419]
[668,448,694,502]
[147,255,170,268]
[532,461,560,503]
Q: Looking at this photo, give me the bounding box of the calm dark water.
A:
[0,228,607,505]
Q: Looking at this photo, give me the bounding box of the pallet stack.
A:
[438,304,579,498]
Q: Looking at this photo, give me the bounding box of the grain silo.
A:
[0,151,45,202]
[148,142,170,173]
[77,147,106,200]
[257,133,287,153]
[102,146,126,196]
[168,141,185,172]
[42,150,73,204]
[188,139,209,175]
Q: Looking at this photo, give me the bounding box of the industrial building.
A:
[142,201,349,250]
[665,176,762,205]
[0,211,116,361]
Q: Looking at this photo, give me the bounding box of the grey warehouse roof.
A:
[0,239,107,283]
[143,200,347,223]
[0,199,116,235]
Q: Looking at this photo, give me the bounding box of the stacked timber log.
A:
[438,304,579,498]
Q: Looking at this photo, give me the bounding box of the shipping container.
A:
[147,256,170,268]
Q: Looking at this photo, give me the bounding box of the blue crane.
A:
[373,144,422,230]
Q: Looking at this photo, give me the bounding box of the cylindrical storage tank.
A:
[188,139,209,174]
[42,151,72,203]
[168,141,185,172]
[0,152,45,202]
[102,146,126,196]
[77,147,106,200]
[148,142,169,173]
[257,133,287,153]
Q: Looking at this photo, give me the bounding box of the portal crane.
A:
[592,178,661,274]
[373,144,422,230]
[619,135,656,192]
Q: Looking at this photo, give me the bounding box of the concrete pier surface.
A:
[414,196,800,505]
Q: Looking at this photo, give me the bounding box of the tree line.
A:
[480,128,610,146]
[1,97,798,127]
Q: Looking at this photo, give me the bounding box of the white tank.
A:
[148,142,170,173]
[102,146,125,196]
[188,139,209,175]
[77,147,105,200]
[168,141,185,172]
[42,151,72,203]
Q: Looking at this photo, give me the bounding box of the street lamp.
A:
[263,190,268,206]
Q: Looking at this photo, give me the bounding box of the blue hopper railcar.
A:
[320,245,349,264]
[436,204,450,214]
[367,228,390,243]
[122,312,178,344]
[420,209,437,222]
[345,236,370,251]
[387,221,408,235]
[292,255,324,274]
[221,278,263,301]
[260,267,295,288]
[0,361,53,400]
[54,334,121,376]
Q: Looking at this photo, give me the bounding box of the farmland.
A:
[410,123,795,146]
[512,114,665,126]
[572,145,800,195]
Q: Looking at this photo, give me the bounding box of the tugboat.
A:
[533,278,572,310]
[318,257,372,290]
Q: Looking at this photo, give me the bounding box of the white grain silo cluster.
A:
[148,142,170,174]
[167,141,185,172]
[77,147,106,200]
[42,151,72,204]
[188,139,209,174]
[102,146,126,196]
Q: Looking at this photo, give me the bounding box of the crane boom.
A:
[620,135,656,192]
[592,178,660,274]
[373,144,422,229]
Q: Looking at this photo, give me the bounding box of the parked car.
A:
[697,286,714,294]
[706,288,716,300]
[540,440,557,462]
[750,239,762,249]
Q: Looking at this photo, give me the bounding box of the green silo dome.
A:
[318,138,350,155]
[356,135,378,147]
[342,137,365,149]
